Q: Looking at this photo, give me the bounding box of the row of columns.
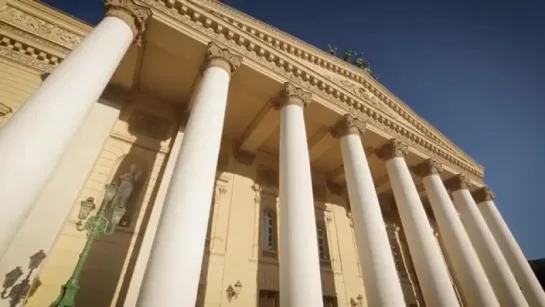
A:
[0,2,543,306]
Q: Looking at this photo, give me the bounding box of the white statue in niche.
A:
[111,164,142,209]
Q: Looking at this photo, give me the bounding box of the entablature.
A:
[136,0,484,181]
[0,0,485,182]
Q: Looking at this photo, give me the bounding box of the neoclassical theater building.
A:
[0,0,543,307]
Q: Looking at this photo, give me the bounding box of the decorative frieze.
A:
[136,0,483,181]
[190,0,480,171]
[376,139,409,160]
[0,6,83,49]
[413,159,443,177]
[473,186,495,203]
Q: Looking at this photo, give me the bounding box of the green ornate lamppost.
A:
[51,183,126,307]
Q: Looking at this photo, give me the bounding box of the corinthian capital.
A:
[473,186,495,203]
[105,0,152,46]
[444,174,471,191]
[273,83,312,109]
[331,114,366,138]
[206,42,242,76]
[413,159,443,177]
[376,139,409,160]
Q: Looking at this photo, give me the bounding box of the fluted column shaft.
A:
[449,177,528,307]
[277,83,324,307]
[378,140,460,307]
[415,161,499,306]
[474,187,545,307]
[0,1,151,258]
[336,116,405,307]
[137,43,241,307]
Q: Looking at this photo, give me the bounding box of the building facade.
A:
[0,0,543,306]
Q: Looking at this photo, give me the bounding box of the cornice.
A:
[0,4,84,50]
[136,0,483,181]
[0,34,59,72]
[190,0,481,171]
[0,1,86,72]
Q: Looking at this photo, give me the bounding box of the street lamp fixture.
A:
[226,280,242,300]
[51,183,124,307]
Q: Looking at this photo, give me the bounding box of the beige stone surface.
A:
[0,0,529,306]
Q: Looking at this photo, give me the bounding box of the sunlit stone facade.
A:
[0,1,543,306]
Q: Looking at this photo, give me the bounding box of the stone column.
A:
[122,121,186,307]
[0,0,151,258]
[335,115,406,307]
[137,43,241,307]
[377,140,460,307]
[474,187,545,307]
[276,83,324,307]
[448,176,528,306]
[414,160,499,306]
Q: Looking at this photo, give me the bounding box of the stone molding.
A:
[0,5,83,50]
[0,0,483,181]
[0,35,59,72]
[188,0,481,170]
[206,41,242,75]
[106,0,152,46]
[272,82,311,109]
[376,139,409,160]
[413,159,443,177]
[135,0,484,181]
[473,186,495,203]
[331,114,366,138]
[444,174,471,192]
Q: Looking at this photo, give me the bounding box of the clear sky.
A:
[43,0,545,259]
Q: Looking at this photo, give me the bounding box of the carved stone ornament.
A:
[445,174,471,192]
[206,42,242,75]
[331,114,366,138]
[134,0,484,181]
[473,186,495,203]
[413,159,443,177]
[272,82,312,109]
[376,139,409,161]
[105,0,152,46]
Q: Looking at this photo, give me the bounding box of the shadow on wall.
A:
[74,107,176,307]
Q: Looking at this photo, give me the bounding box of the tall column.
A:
[335,115,406,307]
[474,187,545,306]
[414,160,499,306]
[448,176,528,306]
[377,139,460,307]
[276,83,324,307]
[137,43,242,307]
[0,0,151,258]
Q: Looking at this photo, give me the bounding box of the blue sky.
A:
[43,0,545,259]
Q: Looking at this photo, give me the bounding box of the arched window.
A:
[261,210,276,251]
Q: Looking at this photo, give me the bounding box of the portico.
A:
[0,0,543,307]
